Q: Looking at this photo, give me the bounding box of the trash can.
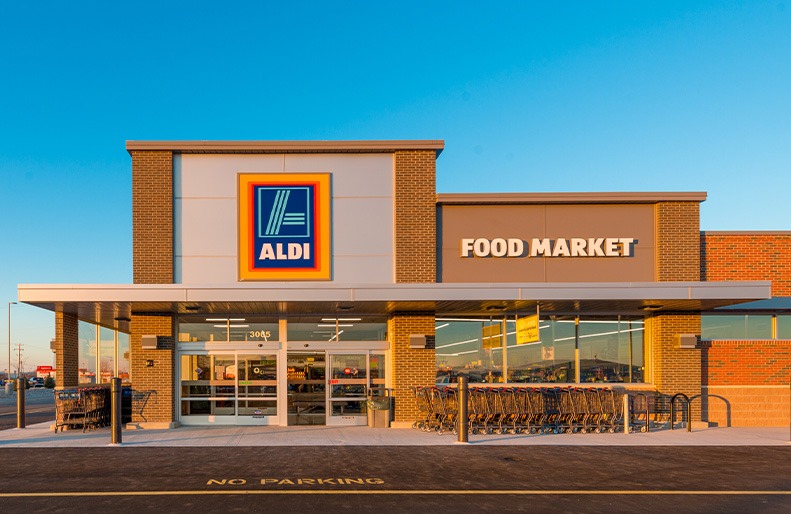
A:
[366,391,391,428]
[121,386,132,424]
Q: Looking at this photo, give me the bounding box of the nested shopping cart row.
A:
[413,386,650,436]
[54,387,110,432]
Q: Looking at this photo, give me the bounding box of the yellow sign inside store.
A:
[516,314,540,344]
[482,324,502,349]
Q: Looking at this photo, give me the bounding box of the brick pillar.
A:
[130,314,175,427]
[394,150,436,283]
[648,313,702,419]
[55,312,79,388]
[131,150,173,284]
[653,202,702,420]
[656,201,700,282]
[390,151,438,426]
[388,313,436,426]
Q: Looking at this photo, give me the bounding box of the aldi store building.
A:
[19,140,791,429]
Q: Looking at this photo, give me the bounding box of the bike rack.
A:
[628,391,651,432]
[670,392,692,432]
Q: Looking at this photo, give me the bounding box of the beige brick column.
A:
[648,313,702,419]
[131,150,173,284]
[54,312,79,388]
[130,314,176,428]
[388,313,436,427]
[652,201,702,420]
[394,150,436,283]
[390,150,438,427]
[656,201,700,282]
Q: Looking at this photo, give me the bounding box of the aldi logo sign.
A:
[238,173,331,280]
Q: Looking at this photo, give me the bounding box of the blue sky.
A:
[1,1,789,368]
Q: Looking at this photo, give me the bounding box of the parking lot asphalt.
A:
[0,446,789,513]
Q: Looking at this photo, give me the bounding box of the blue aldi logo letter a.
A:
[256,186,314,267]
[239,173,331,281]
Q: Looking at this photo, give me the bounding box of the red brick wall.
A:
[701,232,791,296]
[699,232,791,426]
[702,340,790,386]
[701,340,790,427]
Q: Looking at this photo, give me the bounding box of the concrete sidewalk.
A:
[0,422,789,447]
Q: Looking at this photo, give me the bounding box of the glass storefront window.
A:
[438,315,645,385]
[77,322,128,384]
[777,315,791,339]
[287,317,387,342]
[232,323,278,342]
[99,327,115,384]
[435,319,504,384]
[177,317,279,343]
[78,321,97,384]
[178,322,226,343]
[578,319,644,383]
[702,315,773,340]
[118,332,131,383]
[506,318,576,384]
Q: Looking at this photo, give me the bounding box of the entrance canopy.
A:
[19,281,771,329]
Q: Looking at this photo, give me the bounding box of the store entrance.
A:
[179,349,279,426]
[285,350,385,426]
[287,352,326,425]
[178,343,387,427]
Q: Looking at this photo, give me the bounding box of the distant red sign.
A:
[37,366,54,372]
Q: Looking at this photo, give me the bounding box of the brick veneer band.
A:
[131,150,174,284]
[394,150,437,283]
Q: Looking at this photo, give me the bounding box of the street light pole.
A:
[8,301,17,382]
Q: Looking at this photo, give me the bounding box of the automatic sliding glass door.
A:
[327,353,368,425]
[237,354,278,420]
[287,352,326,426]
[179,351,279,425]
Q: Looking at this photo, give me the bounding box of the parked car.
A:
[29,377,45,388]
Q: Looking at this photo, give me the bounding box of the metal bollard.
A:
[458,376,469,443]
[16,378,26,429]
[111,378,122,444]
[623,392,629,435]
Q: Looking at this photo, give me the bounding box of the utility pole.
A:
[15,343,23,379]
